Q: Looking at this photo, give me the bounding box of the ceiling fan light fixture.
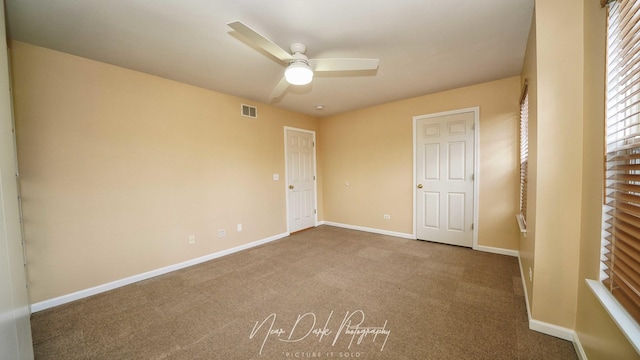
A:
[285,62,313,85]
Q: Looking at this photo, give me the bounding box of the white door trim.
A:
[284,126,318,233]
[412,107,480,249]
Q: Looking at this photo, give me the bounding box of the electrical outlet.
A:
[383,214,391,220]
[237,223,243,232]
[189,235,195,244]
[528,267,533,282]
[218,229,226,238]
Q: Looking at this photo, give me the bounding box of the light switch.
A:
[273,174,280,181]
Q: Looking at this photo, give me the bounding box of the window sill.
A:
[586,279,640,354]
[516,214,527,234]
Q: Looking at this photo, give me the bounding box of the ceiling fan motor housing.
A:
[289,43,307,55]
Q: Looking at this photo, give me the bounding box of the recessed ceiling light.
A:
[315,105,324,110]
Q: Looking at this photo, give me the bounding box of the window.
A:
[518,83,529,231]
[601,0,640,324]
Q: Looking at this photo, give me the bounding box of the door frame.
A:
[284,126,318,233]
[412,107,480,249]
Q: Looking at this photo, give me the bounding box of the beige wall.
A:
[320,76,521,250]
[10,41,320,303]
[575,0,640,358]
[529,0,584,328]
[13,39,521,305]
[521,0,639,357]
[519,9,537,309]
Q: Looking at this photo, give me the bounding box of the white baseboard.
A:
[475,245,519,257]
[30,232,289,313]
[573,331,588,360]
[517,255,534,322]
[517,255,578,344]
[319,221,415,239]
[320,222,519,257]
[529,319,575,341]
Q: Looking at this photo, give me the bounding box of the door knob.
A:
[417,184,423,189]
[289,185,294,189]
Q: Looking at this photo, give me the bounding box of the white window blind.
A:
[602,0,640,324]
[519,86,529,226]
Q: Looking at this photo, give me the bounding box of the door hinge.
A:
[471,174,474,181]
[314,209,317,214]
[471,123,475,131]
[471,223,474,230]
[314,175,316,180]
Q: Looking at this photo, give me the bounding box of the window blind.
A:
[519,86,529,226]
[602,0,640,323]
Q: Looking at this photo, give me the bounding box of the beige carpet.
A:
[31,225,578,359]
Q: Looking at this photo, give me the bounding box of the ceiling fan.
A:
[227,21,380,99]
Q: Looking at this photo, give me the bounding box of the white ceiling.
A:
[4,0,534,117]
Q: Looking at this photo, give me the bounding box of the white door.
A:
[285,128,316,233]
[415,110,475,247]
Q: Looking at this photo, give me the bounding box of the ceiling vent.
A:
[241,104,257,118]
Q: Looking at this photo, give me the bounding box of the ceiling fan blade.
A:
[227,21,293,63]
[270,76,290,100]
[309,58,380,72]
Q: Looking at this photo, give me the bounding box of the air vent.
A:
[241,104,257,118]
